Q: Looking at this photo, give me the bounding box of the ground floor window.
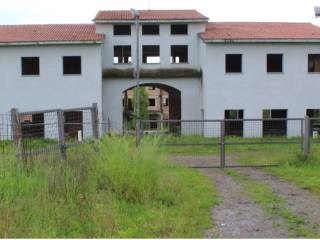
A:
[262,109,287,136]
[224,110,244,136]
[306,109,320,136]
[20,113,44,138]
[64,111,83,138]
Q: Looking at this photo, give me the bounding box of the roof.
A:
[94,9,209,22]
[200,22,320,42]
[0,24,104,45]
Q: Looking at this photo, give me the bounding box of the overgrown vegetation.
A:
[225,169,319,238]
[0,136,217,238]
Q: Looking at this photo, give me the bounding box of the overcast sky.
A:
[1,0,320,24]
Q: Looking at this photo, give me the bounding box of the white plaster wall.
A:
[102,78,202,131]
[202,43,320,136]
[96,22,206,69]
[0,44,103,114]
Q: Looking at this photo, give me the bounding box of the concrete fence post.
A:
[303,115,311,156]
[220,120,226,168]
[57,110,67,161]
[91,103,99,139]
[10,108,23,159]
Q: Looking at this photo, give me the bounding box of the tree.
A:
[128,87,149,129]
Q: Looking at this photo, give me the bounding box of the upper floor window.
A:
[113,24,131,35]
[225,54,242,73]
[171,45,188,63]
[114,46,132,64]
[143,45,160,64]
[63,56,81,75]
[149,98,156,107]
[21,57,40,76]
[267,54,283,73]
[308,54,320,73]
[171,24,188,35]
[142,24,159,35]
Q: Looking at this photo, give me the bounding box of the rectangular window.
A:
[308,54,320,72]
[171,24,188,35]
[63,56,81,75]
[226,54,242,73]
[142,24,159,35]
[225,110,244,136]
[64,111,83,138]
[20,113,44,138]
[267,54,283,73]
[163,97,169,106]
[113,24,131,35]
[149,98,156,107]
[114,46,132,64]
[307,109,320,137]
[171,45,188,63]
[262,109,287,136]
[21,57,40,75]
[143,45,160,64]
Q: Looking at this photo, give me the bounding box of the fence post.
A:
[220,120,226,168]
[136,119,141,147]
[57,110,67,160]
[107,117,111,136]
[91,103,99,139]
[303,115,311,156]
[301,119,304,152]
[10,108,23,159]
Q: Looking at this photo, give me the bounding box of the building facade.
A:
[1,10,320,136]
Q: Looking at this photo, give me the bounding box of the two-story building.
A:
[1,9,320,137]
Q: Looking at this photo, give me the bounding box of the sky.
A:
[1,0,320,24]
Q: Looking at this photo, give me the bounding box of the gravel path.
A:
[201,168,288,238]
[236,168,320,234]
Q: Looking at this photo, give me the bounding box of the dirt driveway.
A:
[170,155,320,238]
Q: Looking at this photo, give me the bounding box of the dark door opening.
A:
[225,110,244,137]
[263,109,287,136]
[64,111,83,138]
[307,109,320,136]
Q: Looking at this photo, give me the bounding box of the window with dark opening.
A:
[64,111,83,138]
[307,109,320,136]
[113,24,131,35]
[225,110,244,136]
[20,113,44,138]
[21,57,40,75]
[114,46,131,64]
[171,24,188,35]
[171,45,188,63]
[226,54,242,73]
[142,24,159,35]
[308,54,320,72]
[143,45,160,64]
[149,98,156,107]
[263,109,287,136]
[164,97,169,106]
[63,56,81,75]
[267,54,283,73]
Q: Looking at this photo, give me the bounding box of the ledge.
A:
[103,68,202,79]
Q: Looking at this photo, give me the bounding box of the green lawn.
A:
[0,136,218,238]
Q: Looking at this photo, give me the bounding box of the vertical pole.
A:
[108,117,111,137]
[301,119,304,152]
[91,103,99,139]
[11,108,22,159]
[220,120,226,168]
[136,119,141,147]
[134,13,141,121]
[201,109,205,136]
[303,115,311,156]
[57,110,66,161]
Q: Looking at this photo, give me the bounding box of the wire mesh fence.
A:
[140,117,320,168]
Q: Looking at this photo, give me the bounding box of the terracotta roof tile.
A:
[0,24,104,44]
[200,22,320,41]
[94,10,208,21]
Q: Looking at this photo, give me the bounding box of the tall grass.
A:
[0,136,217,237]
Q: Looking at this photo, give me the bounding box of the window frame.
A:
[142,24,160,35]
[308,54,320,73]
[113,24,131,36]
[148,98,156,107]
[142,45,161,64]
[225,54,242,73]
[170,45,188,64]
[21,57,40,76]
[267,54,283,73]
[63,56,82,75]
[113,45,132,64]
[171,24,188,35]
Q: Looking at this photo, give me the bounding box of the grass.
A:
[225,169,319,238]
[0,136,218,238]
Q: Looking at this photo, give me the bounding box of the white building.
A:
[1,9,320,137]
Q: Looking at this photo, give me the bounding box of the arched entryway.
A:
[122,83,181,131]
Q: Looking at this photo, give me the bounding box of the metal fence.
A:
[140,117,319,168]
